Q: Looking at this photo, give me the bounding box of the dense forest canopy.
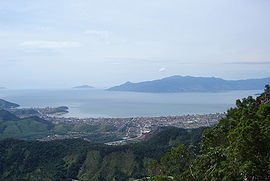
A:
[0,127,204,181]
[151,85,270,180]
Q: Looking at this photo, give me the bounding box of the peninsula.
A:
[0,99,19,109]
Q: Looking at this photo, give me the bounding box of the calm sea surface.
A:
[0,89,261,118]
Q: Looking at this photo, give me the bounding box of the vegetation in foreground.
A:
[149,85,270,180]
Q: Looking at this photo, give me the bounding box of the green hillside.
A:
[150,85,270,180]
[0,110,54,139]
[0,127,204,181]
[0,110,120,142]
[0,110,19,121]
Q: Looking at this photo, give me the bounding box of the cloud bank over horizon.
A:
[0,0,269,88]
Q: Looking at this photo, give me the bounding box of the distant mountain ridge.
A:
[108,76,270,93]
[73,85,94,89]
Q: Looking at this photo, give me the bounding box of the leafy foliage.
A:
[152,85,270,180]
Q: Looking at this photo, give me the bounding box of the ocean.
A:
[0,89,261,118]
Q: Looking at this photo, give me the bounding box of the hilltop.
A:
[108,76,270,93]
[0,110,54,140]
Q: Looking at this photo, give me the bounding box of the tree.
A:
[152,85,270,181]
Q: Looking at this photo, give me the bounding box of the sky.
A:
[0,0,270,89]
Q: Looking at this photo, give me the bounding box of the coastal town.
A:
[39,113,225,144]
[3,102,226,144]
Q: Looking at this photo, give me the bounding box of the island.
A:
[108,75,270,93]
[72,85,94,89]
[0,87,6,89]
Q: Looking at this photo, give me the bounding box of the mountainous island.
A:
[0,87,6,89]
[0,99,19,109]
[108,76,270,93]
[73,85,94,89]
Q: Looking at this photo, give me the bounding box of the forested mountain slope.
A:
[0,127,204,181]
[150,85,270,180]
[0,110,54,139]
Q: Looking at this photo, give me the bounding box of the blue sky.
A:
[0,0,270,88]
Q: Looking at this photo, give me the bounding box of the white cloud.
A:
[159,67,166,72]
[84,30,112,39]
[20,41,82,49]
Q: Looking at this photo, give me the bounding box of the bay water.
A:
[0,89,261,118]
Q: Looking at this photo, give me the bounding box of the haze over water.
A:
[0,89,261,118]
